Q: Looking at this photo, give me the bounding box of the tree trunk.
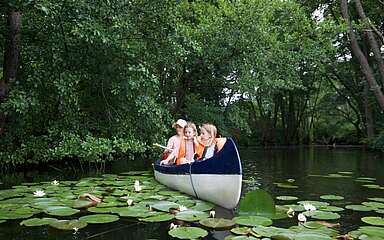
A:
[364,81,375,138]
[355,0,384,87]
[340,0,384,111]
[0,9,22,135]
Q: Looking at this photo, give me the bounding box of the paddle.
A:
[153,143,173,152]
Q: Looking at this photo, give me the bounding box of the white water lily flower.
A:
[33,190,46,197]
[134,180,142,192]
[134,185,142,192]
[51,180,60,186]
[73,227,79,234]
[298,213,307,223]
[287,207,295,218]
[169,223,178,229]
[303,203,316,212]
[178,205,187,212]
[127,199,133,206]
[209,210,216,218]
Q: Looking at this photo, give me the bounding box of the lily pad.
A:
[368,197,384,203]
[168,227,208,239]
[295,232,333,240]
[49,219,87,231]
[20,217,57,227]
[0,220,5,223]
[318,206,344,212]
[79,214,119,224]
[191,200,215,211]
[230,226,251,235]
[140,213,174,222]
[224,235,258,240]
[251,225,295,238]
[276,196,298,201]
[275,183,299,189]
[73,199,95,209]
[151,201,179,212]
[345,204,374,212]
[239,189,275,217]
[233,216,272,227]
[44,206,80,216]
[298,201,329,207]
[361,216,384,226]
[199,218,235,229]
[319,195,344,201]
[304,210,340,220]
[175,210,209,222]
[362,201,384,209]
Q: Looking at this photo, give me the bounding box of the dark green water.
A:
[0,146,383,239]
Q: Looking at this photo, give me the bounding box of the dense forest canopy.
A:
[0,0,383,166]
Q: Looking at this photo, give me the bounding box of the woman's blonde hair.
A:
[184,122,197,136]
[200,123,217,146]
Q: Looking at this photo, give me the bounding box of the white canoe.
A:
[153,138,242,209]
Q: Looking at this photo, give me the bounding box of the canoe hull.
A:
[154,138,242,209]
[154,171,242,209]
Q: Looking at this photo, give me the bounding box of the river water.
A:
[0,146,383,239]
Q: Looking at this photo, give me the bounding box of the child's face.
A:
[176,125,184,136]
[200,127,211,141]
[184,127,194,139]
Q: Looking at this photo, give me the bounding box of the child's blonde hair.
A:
[184,122,197,136]
[200,123,217,146]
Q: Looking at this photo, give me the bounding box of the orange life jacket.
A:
[176,138,199,165]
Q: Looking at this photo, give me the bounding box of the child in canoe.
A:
[160,122,198,165]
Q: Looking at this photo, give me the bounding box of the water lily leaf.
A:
[20,217,57,226]
[338,171,353,175]
[376,209,384,214]
[0,220,5,223]
[251,225,295,238]
[87,207,117,213]
[175,210,209,222]
[191,200,214,211]
[352,226,384,238]
[298,201,329,207]
[233,216,272,227]
[275,183,299,189]
[294,232,333,240]
[345,205,373,212]
[118,208,158,218]
[49,219,87,230]
[44,206,80,216]
[199,218,235,229]
[302,221,324,229]
[368,197,384,203]
[283,204,305,212]
[168,227,208,239]
[276,196,298,201]
[230,226,251,235]
[362,201,384,209]
[357,177,376,181]
[140,213,174,222]
[319,195,344,201]
[318,206,344,212]
[239,189,275,217]
[79,214,119,224]
[151,201,179,212]
[73,199,95,209]
[361,217,384,226]
[224,235,258,240]
[362,184,384,190]
[0,208,34,219]
[303,211,340,220]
